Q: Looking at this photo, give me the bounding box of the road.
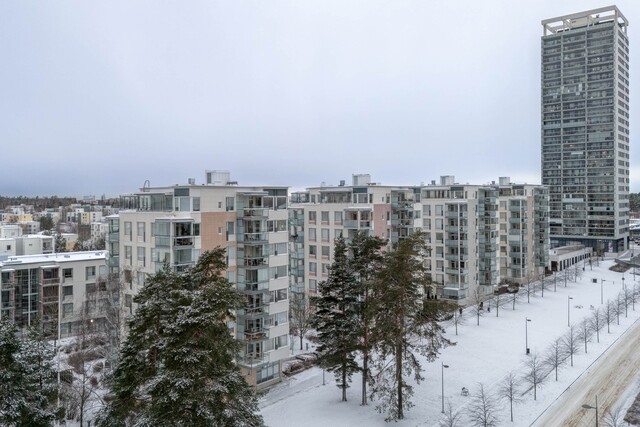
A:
[533,316,640,426]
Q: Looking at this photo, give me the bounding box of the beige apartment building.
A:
[109,171,289,389]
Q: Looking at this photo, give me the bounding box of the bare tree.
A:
[498,371,523,422]
[543,338,567,381]
[447,308,468,336]
[603,300,616,333]
[539,273,549,298]
[290,295,313,350]
[572,264,583,282]
[522,352,547,400]
[577,317,593,354]
[492,293,510,317]
[590,307,605,343]
[632,283,640,311]
[562,325,581,367]
[511,288,521,310]
[439,400,463,427]
[524,274,536,303]
[604,405,625,427]
[469,289,485,326]
[561,267,572,288]
[622,286,633,318]
[466,383,500,427]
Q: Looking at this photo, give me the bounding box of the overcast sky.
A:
[1,1,638,197]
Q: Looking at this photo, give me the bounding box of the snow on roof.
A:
[0,251,107,267]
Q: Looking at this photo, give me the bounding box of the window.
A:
[227,271,235,283]
[6,245,10,250]
[269,265,287,279]
[137,271,145,286]
[86,283,96,294]
[192,197,200,212]
[435,205,443,216]
[321,246,330,258]
[62,303,73,319]
[125,246,132,264]
[193,224,200,236]
[272,334,288,349]
[137,222,146,242]
[308,211,317,223]
[226,197,235,211]
[226,221,234,241]
[309,262,317,275]
[272,242,287,256]
[321,211,329,223]
[63,286,73,298]
[271,288,287,302]
[125,294,133,314]
[137,247,146,266]
[85,266,96,280]
[63,268,73,280]
[435,219,443,230]
[309,279,317,293]
[334,211,343,224]
[322,263,329,275]
[308,228,316,241]
[124,221,132,240]
[423,205,431,216]
[309,245,317,257]
[321,228,329,242]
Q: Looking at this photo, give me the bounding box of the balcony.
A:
[445,211,467,219]
[445,225,468,233]
[446,268,468,276]
[242,208,268,218]
[243,329,269,342]
[445,253,469,262]
[242,232,269,244]
[445,240,467,248]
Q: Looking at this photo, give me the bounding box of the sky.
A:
[1,1,639,197]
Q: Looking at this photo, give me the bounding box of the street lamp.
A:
[441,362,449,413]
[568,296,574,327]
[600,279,607,304]
[582,395,599,427]
[525,318,532,355]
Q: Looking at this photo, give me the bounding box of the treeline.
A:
[0,196,78,210]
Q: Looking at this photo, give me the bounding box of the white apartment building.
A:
[109,171,290,389]
[0,251,108,339]
[290,175,549,304]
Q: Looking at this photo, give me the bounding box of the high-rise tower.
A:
[541,6,629,254]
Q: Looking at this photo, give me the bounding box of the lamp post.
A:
[525,318,532,355]
[600,279,606,304]
[441,362,449,413]
[582,394,599,427]
[622,276,625,290]
[568,296,574,327]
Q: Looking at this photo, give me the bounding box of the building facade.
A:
[0,251,108,339]
[110,171,290,389]
[541,6,630,253]
[290,175,549,304]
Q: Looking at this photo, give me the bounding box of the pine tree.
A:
[370,232,454,421]
[96,248,264,427]
[311,235,360,402]
[350,231,386,406]
[0,320,61,427]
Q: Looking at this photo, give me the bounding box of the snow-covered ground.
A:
[260,259,640,426]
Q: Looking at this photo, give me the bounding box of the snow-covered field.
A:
[260,258,640,426]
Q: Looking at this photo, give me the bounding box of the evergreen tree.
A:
[370,232,453,421]
[349,231,386,406]
[311,235,360,402]
[96,248,264,427]
[0,320,61,426]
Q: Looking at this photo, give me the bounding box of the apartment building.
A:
[0,251,108,339]
[110,171,289,389]
[541,6,630,253]
[290,175,549,304]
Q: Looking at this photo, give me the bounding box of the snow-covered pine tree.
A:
[311,235,360,402]
[0,319,61,426]
[349,231,386,406]
[370,232,454,421]
[96,248,264,427]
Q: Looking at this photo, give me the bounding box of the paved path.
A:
[533,316,640,426]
